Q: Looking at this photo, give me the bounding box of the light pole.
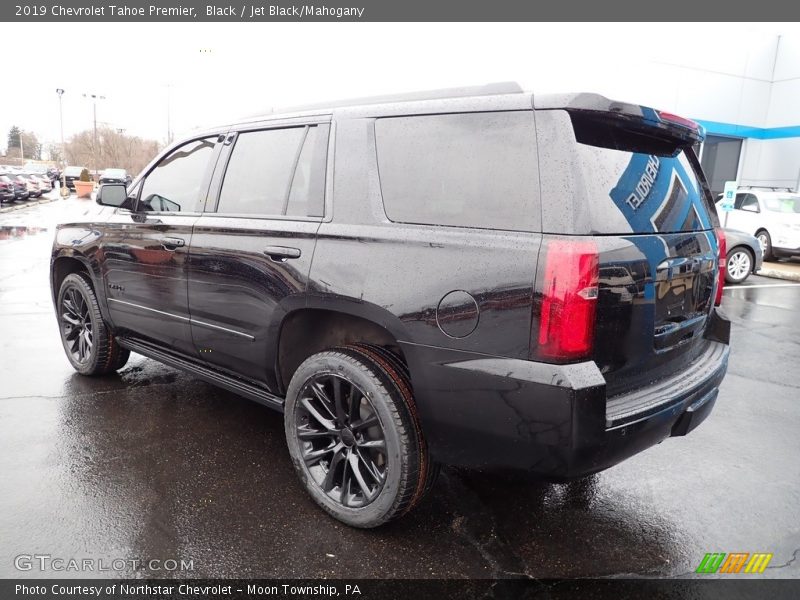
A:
[82,92,105,183]
[56,88,67,196]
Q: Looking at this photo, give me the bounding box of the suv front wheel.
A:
[56,272,130,375]
[284,347,434,527]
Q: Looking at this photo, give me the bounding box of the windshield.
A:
[763,195,800,214]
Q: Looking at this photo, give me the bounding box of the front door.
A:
[187,122,329,390]
[103,136,221,355]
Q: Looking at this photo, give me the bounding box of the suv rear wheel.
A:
[57,273,130,375]
[284,347,433,527]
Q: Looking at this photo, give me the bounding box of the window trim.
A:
[132,134,223,216]
[206,121,330,221]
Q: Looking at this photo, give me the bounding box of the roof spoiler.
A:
[534,92,705,144]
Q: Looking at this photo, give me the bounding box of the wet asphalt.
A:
[0,198,798,580]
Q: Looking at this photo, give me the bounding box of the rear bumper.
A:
[403,310,730,478]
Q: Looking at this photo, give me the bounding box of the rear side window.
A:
[563,111,713,234]
[374,111,538,231]
[218,124,328,217]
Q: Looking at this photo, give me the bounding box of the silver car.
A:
[724,228,763,284]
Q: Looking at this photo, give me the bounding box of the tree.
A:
[64,126,161,174]
[20,131,42,160]
[7,126,21,150]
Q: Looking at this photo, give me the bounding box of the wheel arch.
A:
[51,252,110,321]
[274,301,411,394]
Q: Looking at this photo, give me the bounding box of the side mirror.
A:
[96,183,130,208]
[741,204,759,213]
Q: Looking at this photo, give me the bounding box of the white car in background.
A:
[716,189,800,261]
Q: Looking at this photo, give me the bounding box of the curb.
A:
[756,266,800,282]
[0,195,60,214]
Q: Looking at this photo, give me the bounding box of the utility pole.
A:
[56,88,67,195]
[83,93,105,182]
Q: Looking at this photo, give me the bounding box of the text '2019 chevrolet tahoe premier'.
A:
[51,83,730,527]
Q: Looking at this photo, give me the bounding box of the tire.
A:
[284,347,431,527]
[756,229,774,261]
[725,247,753,284]
[56,272,130,376]
[346,343,440,500]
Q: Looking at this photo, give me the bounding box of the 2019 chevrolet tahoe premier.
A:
[50,83,730,528]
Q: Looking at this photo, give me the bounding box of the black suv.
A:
[50,84,730,528]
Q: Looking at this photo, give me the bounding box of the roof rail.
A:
[245,82,525,118]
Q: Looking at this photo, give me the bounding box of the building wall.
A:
[644,33,800,191]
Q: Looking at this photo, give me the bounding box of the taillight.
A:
[657,110,700,132]
[715,227,727,306]
[536,240,599,361]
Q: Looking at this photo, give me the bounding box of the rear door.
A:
[535,107,720,395]
[187,121,329,391]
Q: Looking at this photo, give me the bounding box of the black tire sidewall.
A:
[284,351,410,528]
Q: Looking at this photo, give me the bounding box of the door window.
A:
[217,124,328,217]
[138,137,217,213]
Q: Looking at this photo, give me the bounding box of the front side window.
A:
[374,111,539,231]
[217,124,328,217]
[138,137,217,213]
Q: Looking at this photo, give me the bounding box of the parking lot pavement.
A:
[1,200,798,579]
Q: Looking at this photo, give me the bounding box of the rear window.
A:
[763,195,800,213]
[374,111,538,231]
[571,113,714,234]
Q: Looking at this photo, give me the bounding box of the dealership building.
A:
[614,33,800,196]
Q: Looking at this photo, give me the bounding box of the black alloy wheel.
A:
[57,273,130,375]
[295,373,387,508]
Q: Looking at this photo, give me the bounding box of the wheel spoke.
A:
[355,447,385,484]
[310,381,337,421]
[351,414,379,432]
[321,448,347,492]
[358,439,385,450]
[347,451,375,500]
[297,426,336,441]
[340,451,352,507]
[301,397,336,431]
[331,376,347,426]
[62,313,80,327]
[347,387,360,424]
[303,442,337,467]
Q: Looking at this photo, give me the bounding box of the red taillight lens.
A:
[657,110,700,132]
[537,240,599,361]
[715,227,727,306]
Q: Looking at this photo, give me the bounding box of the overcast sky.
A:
[1,22,798,153]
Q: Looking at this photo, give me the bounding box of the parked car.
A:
[715,189,800,261]
[63,166,88,191]
[723,228,763,284]
[16,173,42,198]
[28,173,52,193]
[98,168,131,186]
[0,175,15,203]
[4,173,32,200]
[47,166,61,186]
[50,84,730,528]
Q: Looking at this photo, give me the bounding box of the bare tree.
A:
[65,127,162,175]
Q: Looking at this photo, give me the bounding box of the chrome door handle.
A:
[161,237,185,250]
[264,246,301,261]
